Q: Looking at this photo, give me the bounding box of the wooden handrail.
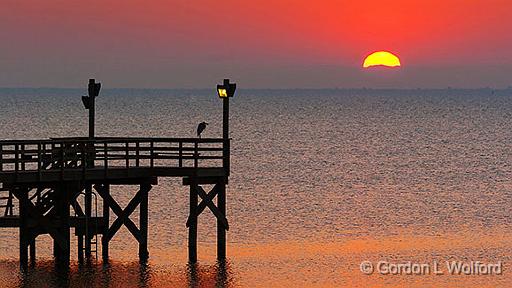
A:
[0,137,226,175]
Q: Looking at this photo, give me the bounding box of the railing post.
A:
[125,141,130,168]
[41,143,46,170]
[60,143,65,179]
[37,143,42,181]
[178,141,183,168]
[194,141,198,169]
[14,144,19,175]
[224,139,230,175]
[104,142,108,177]
[0,144,3,172]
[88,139,96,169]
[150,142,154,168]
[51,143,55,167]
[81,142,86,177]
[135,141,140,167]
[21,144,25,171]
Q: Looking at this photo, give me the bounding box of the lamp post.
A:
[216,79,235,260]
[82,79,101,138]
[80,78,101,260]
[217,79,236,176]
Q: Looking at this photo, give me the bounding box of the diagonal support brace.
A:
[187,184,229,230]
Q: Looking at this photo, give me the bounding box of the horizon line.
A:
[0,86,511,91]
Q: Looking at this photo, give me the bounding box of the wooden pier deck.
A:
[0,137,226,184]
[0,136,230,268]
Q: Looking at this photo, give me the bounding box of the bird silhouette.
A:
[197,122,208,138]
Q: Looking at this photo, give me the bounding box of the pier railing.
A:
[0,137,226,177]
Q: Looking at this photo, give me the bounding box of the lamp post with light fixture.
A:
[80,78,101,260]
[82,79,101,139]
[217,79,236,177]
[215,78,235,260]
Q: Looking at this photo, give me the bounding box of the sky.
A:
[1,0,512,88]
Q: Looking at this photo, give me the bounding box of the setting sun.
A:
[363,51,401,68]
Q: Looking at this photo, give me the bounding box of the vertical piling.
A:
[53,241,59,259]
[18,188,28,270]
[188,179,198,263]
[217,181,226,260]
[29,238,36,265]
[54,183,70,266]
[77,234,84,262]
[102,184,110,261]
[85,184,92,258]
[139,183,149,260]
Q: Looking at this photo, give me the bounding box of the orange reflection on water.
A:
[0,228,510,287]
[227,228,512,288]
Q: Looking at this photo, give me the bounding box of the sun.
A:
[363,51,401,68]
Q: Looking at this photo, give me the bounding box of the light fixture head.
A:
[88,78,101,97]
[217,87,228,98]
[81,96,91,110]
[217,79,236,98]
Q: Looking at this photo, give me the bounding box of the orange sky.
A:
[2,0,512,88]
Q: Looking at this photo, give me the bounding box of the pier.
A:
[0,79,235,269]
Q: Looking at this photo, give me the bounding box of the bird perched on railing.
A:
[197,122,208,138]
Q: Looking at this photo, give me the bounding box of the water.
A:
[0,88,511,287]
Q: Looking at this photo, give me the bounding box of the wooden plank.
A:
[99,177,157,185]
[0,144,3,172]
[47,137,223,143]
[0,167,224,184]
[183,176,225,185]
[89,146,223,152]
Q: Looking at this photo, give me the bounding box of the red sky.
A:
[1,0,512,88]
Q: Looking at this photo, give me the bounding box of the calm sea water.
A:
[0,88,511,287]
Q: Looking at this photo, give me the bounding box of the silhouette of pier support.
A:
[29,238,35,266]
[18,187,29,270]
[53,183,71,266]
[185,177,229,263]
[84,184,93,259]
[101,184,110,261]
[73,183,104,263]
[15,183,74,269]
[94,180,153,262]
[217,180,227,260]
